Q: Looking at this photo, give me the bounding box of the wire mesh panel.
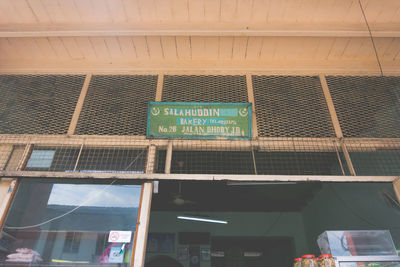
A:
[170,150,255,174]
[75,75,158,135]
[169,139,347,175]
[0,75,85,134]
[24,145,147,173]
[75,148,147,172]
[345,140,400,175]
[255,139,348,175]
[3,145,26,171]
[327,76,400,138]
[155,149,166,173]
[0,144,13,170]
[254,152,346,175]
[162,75,248,102]
[252,76,335,137]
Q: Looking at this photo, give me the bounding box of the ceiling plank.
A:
[3,29,400,38]
[188,0,204,22]
[75,37,98,61]
[176,36,191,59]
[90,37,111,60]
[171,0,189,21]
[58,0,81,24]
[232,36,248,60]
[204,0,220,22]
[219,36,234,59]
[245,36,263,59]
[155,0,173,22]
[25,0,52,23]
[121,0,141,22]
[191,36,205,59]
[118,36,138,59]
[106,0,128,23]
[204,36,219,59]
[132,36,150,60]
[35,37,58,59]
[220,0,236,22]
[146,36,164,59]
[161,36,178,60]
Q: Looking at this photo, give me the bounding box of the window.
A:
[0,179,142,266]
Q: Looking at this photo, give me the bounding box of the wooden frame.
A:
[319,74,357,175]
[1,171,398,182]
[67,74,92,135]
[0,178,150,267]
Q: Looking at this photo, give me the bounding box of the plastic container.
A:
[302,255,317,267]
[317,230,397,256]
[294,258,302,267]
[318,254,335,267]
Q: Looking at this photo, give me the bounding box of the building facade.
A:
[0,1,400,267]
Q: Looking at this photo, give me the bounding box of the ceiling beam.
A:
[1,29,400,38]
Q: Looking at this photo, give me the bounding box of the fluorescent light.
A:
[211,251,225,257]
[244,252,263,257]
[177,216,228,224]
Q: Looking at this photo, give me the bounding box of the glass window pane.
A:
[0,180,142,266]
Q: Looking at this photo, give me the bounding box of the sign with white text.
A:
[147,102,252,140]
[108,231,132,243]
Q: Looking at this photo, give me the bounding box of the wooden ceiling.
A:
[0,0,399,74]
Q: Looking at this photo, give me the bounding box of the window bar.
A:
[393,177,400,202]
[145,144,156,174]
[319,74,356,175]
[133,182,153,267]
[17,143,34,171]
[72,142,85,172]
[155,74,164,101]
[340,139,357,176]
[165,141,173,174]
[67,74,92,135]
[251,143,258,175]
[334,140,346,176]
[246,74,258,138]
[133,144,155,267]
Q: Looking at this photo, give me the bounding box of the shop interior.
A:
[145,181,400,267]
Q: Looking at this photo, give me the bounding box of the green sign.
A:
[147,102,252,140]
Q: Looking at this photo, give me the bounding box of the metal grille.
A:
[252,76,335,137]
[0,75,84,134]
[76,75,158,135]
[254,139,348,176]
[327,76,400,138]
[155,149,166,173]
[0,144,13,171]
[171,150,255,174]
[254,152,346,175]
[24,145,147,173]
[3,145,25,171]
[162,75,248,102]
[170,139,347,175]
[345,139,400,175]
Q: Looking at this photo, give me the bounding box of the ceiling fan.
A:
[380,189,400,213]
[171,181,197,206]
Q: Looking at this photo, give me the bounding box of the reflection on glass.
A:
[0,180,142,266]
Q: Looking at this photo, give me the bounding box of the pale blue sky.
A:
[47,184,141,208]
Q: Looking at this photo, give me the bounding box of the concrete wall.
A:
[146,211,310,267]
